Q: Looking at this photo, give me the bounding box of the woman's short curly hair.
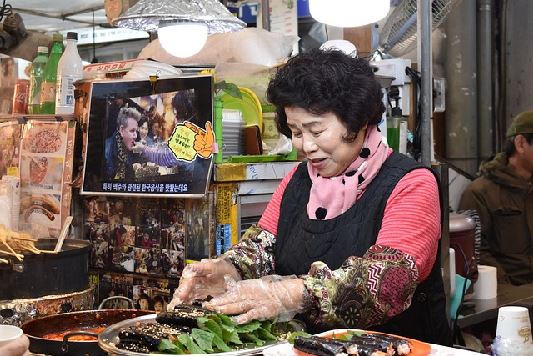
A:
[267,48,385,142]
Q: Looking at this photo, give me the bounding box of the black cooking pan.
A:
[0,238,90,299]
[22,297,153,356]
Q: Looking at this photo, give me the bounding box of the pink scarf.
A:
[307,126,391,220]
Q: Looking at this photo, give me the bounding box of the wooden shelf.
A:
[0,113,75,122]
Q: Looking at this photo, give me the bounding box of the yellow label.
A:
[168,125,197,162]
[7,167,18,176]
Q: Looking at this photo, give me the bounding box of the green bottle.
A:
[39,33,63,114]
[27,46,48,114]
[387,107,404,151]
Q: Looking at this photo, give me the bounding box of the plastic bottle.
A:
[27,46,48,114]
[39,33,63,114]
[55,32,83,115]
[387,107,407,152]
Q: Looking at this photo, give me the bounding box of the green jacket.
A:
[459,153,533,285]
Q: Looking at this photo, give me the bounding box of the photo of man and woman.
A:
[133,284,171,312]
[82,76,213,197]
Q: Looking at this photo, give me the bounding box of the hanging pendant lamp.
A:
[111,0,246,58]
[309,0,390,28]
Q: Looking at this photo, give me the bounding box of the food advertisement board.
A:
[18,120,76,237]
[81,75,214,197]
[0,121,21,177]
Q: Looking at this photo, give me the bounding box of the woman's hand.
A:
[168,259,241,309]
[204,276,306,324]
[0,335,30,356]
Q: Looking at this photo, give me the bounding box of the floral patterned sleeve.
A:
[223,227,419,330]
[302,245,419,330]
[223,226,276,279]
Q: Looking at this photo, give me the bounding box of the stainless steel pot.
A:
[0,287,94,327]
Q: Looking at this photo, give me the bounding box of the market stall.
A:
[4,1,533,355]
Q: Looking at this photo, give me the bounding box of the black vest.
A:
[274,152,452,346]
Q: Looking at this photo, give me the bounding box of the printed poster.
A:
[0,121,22,177]
[81,76,214,197]
[18,120,75,237]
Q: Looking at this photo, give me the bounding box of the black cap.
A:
[391,107,403,117]
[66,32,78,40]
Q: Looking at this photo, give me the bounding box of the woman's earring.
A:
[359,147,371,158]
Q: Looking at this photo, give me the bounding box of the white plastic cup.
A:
[473,265,498,299]
[0,325,23,347]
[496,306,533,344]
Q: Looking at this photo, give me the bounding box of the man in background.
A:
[104,107,141,180]
[459,111,533,285]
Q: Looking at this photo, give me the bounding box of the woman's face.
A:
[139,298,149,310]
[139,122,149,140]
[154,301,164,313]
[152,122,162,137]
[285,107,366,178]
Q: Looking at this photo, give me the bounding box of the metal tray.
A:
[98,314,284,356]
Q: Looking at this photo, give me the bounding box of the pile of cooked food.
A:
[110,306,417,355]
[0,225,54,264]
[293,330,412,356]
[112,305,281,354]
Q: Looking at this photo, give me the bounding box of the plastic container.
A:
[39,33,63,114]
[55,32,83,114]
[449,212,476,278]
[27,46,48,114]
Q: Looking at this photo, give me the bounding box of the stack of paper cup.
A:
[1,175,20,231]
[492,306,533,355]
[473,264,498,299]
[2,175,20,231]
[0,325,23,347]
[0,181,11,229]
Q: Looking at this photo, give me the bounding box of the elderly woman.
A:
[171,49,451,345]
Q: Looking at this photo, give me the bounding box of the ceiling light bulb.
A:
[157,22,208,58]
[309,0,390,28]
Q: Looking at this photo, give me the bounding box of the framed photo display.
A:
[81,75,214,197]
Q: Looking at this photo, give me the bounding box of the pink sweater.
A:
[258,166,441,281]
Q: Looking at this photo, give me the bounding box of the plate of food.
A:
[98,305,302,355]
[263,328,432,356]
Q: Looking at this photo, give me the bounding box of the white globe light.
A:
[309,0,390,28]
[157,22,208,58]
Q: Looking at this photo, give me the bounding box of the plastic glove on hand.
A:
[204,275,306,324]
[168,258,241,309]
